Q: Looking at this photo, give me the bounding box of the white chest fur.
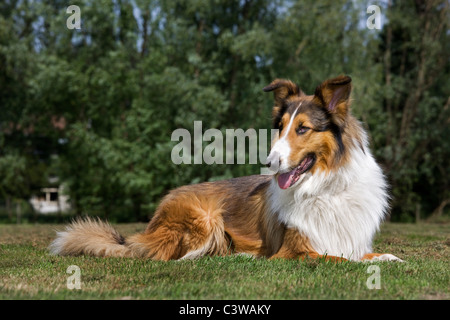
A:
[267,146,389,261]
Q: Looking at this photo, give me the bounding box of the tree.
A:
[0,0,448,222]
[374,0,450,220]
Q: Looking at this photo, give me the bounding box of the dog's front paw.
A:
[362,253,404,262]
[372,254,404,262]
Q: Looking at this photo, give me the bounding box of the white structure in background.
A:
[30,185,70,214]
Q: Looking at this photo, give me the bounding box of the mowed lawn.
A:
[0,221,448,300]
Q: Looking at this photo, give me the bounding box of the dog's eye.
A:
[296,126,310,135]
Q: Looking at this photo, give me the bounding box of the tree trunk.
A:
[6,196,12,220]
[428,199,450,221]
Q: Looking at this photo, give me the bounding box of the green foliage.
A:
[0,0,448,222]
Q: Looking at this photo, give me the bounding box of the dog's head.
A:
[264,76,352,189]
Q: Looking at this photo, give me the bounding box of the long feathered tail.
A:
[49,217,145,258]
[50,193,229,260]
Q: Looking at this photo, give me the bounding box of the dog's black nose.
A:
[266,157,281,169]
[266,151,281,170]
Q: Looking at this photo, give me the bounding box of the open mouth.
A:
[277,154,316,190]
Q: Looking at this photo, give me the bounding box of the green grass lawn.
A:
[0,221,448,300]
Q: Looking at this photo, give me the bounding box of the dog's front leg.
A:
[269,228,347,262]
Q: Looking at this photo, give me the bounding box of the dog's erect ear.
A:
[263,79,301,126]
[313,75,352,125]
[263,79,300,102]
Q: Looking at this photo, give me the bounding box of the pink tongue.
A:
[277,169,296,190]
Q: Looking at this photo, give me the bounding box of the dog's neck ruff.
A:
[267,140,389,261]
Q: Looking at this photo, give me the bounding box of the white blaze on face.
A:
[267,103,301,173]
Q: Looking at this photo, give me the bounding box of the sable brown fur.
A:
[50,75,400,263]
[51,176,293,260]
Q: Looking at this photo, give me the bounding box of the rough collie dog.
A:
[50,75,402,262]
